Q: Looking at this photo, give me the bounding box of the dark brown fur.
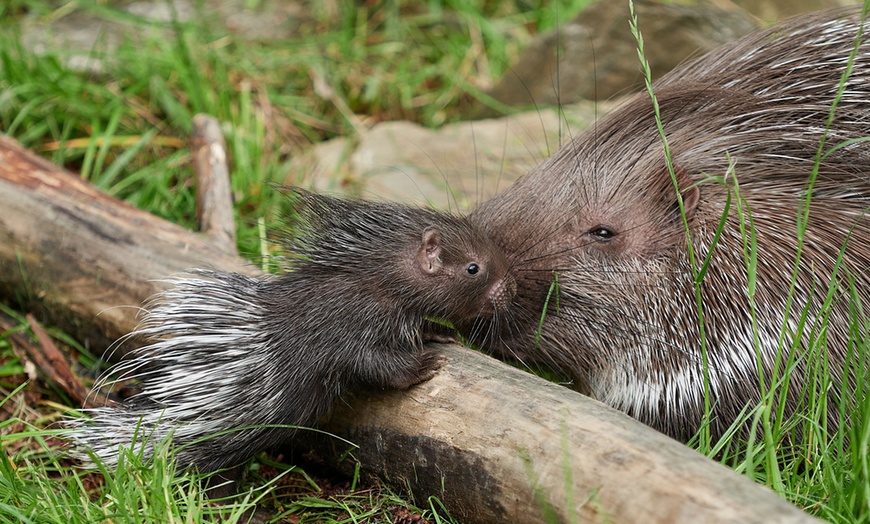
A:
[466,7,870,441]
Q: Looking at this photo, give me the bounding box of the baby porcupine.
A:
[65,188,516,477]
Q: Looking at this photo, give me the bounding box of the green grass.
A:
[1,397,452,523]
[4,0,870,522]
[0,0,587,256]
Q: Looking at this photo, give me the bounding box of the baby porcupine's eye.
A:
[466,263,480,275]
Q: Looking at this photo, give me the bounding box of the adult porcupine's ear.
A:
[659,164,700,222]
[418,228,444,275]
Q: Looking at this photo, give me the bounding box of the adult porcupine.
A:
[466,7,870,441]
[66,188,516,476]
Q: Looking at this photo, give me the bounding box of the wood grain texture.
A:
[310,344,816,523]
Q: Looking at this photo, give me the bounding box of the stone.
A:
[471,0,760,117]
[291,101,616,210]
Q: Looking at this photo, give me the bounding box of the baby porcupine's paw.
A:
[388,350,446,390]
[414,349,447,383]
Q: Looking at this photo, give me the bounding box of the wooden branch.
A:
[309,344,817,523]
[0,133,816,523]
[191,114,237,255]
[0,134,258,354]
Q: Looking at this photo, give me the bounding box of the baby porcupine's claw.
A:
[416,349,448,382]
[388,350,446,390]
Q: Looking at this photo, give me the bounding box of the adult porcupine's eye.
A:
[466,263,480,275]
[588,226,616,242]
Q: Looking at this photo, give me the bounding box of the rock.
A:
[19,1,194,73]
[730,0,859,22]
[18,0,306,72]
[471,0,760,117]
[291,101,616,210]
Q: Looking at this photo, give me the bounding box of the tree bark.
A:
[0,133,816,523]
[0,134,258,353]
[312,344,817,523]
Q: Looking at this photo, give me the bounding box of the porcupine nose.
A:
[490,274,517,313]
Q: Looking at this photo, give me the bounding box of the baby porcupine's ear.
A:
[418,227,444,275]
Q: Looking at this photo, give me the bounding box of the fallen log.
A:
[315,344,819,523]
[0,133,258,353]
[0,133,816,523]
